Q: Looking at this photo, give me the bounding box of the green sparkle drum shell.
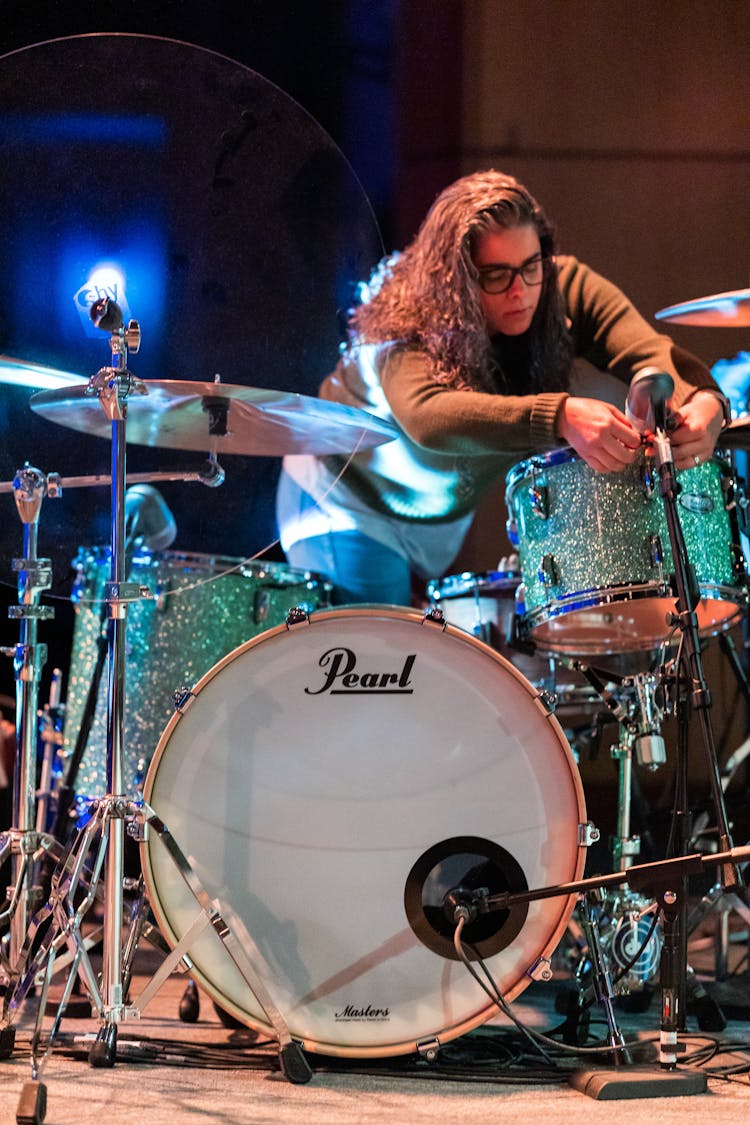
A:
[506,451,747,656]
[64,549,331,797]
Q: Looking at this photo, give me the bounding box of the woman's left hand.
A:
[666,391,725,469]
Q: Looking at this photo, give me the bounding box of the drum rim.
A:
[519,582,747,655]
[72,543,327,587]
[140,604,588,1057]
[506,448,731,493]
[505,445,576,491]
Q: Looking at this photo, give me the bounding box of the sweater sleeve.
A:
[557,256,719,408]
[375,349,569,455]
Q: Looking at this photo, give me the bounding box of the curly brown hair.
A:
[349,170,572,392]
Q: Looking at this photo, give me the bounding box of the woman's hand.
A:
[556,397,642,472]
[667,391,725,469]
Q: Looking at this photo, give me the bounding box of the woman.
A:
[277,170,728,605]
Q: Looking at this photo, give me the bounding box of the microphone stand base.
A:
[569,1065,707,1100]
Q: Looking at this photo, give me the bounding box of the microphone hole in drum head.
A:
[404,836,529,961]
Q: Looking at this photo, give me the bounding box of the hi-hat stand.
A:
[0,467,63,1005]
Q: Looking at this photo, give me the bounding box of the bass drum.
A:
[142,607,587,1058]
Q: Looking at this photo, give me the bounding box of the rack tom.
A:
[505,449,746,656]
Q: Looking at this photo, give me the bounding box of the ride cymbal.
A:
[655,289,750,328]
[720,414,750,449]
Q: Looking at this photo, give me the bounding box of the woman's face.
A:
[472,223,544,336]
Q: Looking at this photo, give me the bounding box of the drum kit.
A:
[0,278,749,1123]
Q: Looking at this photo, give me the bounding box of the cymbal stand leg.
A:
[6,804,108,1020]
[17,795,313,1084]
[133,804,312,1084]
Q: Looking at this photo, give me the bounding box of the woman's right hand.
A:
[556,396,641,472]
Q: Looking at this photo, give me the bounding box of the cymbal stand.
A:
[0,466,62,988]
[10,311,312,1116]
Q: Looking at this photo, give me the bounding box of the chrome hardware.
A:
[527,956,553,982]
[539,554,560,586]
[720,471,736,512]
[529,484,549,519]
[648,533,663,568]
[172,687,195,713]
[537,688,557,713]
[578,822,601,847]
[416,1036,441,1061]
[285,606,310,628]
[126,819,148,843]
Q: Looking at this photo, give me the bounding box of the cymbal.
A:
[655,289,750,328]
[29,379,397,456]
[720,414,750,449]
[0,354,85,390]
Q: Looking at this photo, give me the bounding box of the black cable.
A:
[451,920,656,1061]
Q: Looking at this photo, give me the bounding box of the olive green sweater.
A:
[318,256,718,522]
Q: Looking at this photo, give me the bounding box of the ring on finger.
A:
[693,454,701,465]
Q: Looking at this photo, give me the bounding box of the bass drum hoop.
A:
[141,606,586,1058]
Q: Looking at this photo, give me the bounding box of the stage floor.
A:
[1,918,749,1125]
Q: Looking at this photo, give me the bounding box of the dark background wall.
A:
[0,1,403,694]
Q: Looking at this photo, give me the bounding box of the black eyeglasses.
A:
[476,254,548,295]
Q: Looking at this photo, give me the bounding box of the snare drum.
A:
[141,607,587,1058]
[64,549,331,797]
[506,450,747,656]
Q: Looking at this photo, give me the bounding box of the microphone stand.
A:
[650,415,743,872]
[459,844,750,1098]
[642,410,742,1064]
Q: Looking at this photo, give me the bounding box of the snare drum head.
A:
[142,608,586,1057]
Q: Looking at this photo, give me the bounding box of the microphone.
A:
[626,367,674,432]
[124,484,177,552]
